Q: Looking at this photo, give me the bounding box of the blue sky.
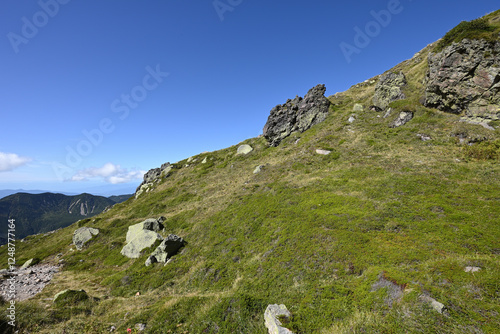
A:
[0,0,498,195]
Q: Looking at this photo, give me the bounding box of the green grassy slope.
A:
[1,14,500,334]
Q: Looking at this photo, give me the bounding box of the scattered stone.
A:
[110,325,116,332]
[135,163,172,198]
[373,71,407,110]
[187,156,196,163]
[370,105,383,112]
[464,266,481,273]
[53,289,89,304]
[202,157,208,164]
[424,39,500,121]
[348,115,356,123]
[417,133,432,141]
[237,145,253,155]
[419,294,447,314]
[383,108,393,119]
[390,111,413,128]
[20,258,35,270]
[263,84,331,146]
[73,227,100,250]
[264,304,294,334]
[253,165,265,174]
[460,117,495,130]
[121,221,163,259]
[145,234,185,266]
[353,103,364,112]
[135,323,146,331]
[315,149,331,155]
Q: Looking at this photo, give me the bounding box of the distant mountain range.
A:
[0,192,132,245]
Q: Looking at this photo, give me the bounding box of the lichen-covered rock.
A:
[263,84,331,147]
[264,304,294,334]
[145,234,184,266]
[373,72,407,110]
[121,221,163,259]
[73,227,99,250]
[419,295,447,314]
[20,258,35,270]
[424,39,500,121]
[390,111,414,128]
[142,217,165,232]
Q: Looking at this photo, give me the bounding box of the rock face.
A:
[373,72,407,110]
[264,304,294,334]
[136,163,172,198]
[424,39,500,121]
[145,234,184,266]
[73,227,99,250]
[263,84,331,147]
[121,220,163,259]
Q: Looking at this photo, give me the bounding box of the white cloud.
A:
[70,163,145,184]
[0,152,32,172]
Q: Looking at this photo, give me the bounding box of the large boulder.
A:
[237,145,253,155]
[263,84,331,147]
[264,304,294,334]
[73,227,99,250]
[373,72,407,110]
[121,220,163,259]
[424,39,500,121]
[145,234,185,266]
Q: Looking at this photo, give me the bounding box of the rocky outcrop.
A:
[264,304,294,334]
[263,84,331,147]
[73,227,99,250]
[424,39,500,122]
[121,220,163,259]
[145,234,184,266]
[373,72,407,110]
[135,163,172,198]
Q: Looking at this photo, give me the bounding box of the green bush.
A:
[436,18,496,51]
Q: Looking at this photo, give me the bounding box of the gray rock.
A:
[263,84,331,147]
[237,145,253,155]
[424,39,500,121]
[419,295,446,314]
[373,72,407,110]
[353,103,364,112]
[253,165,265,174]
[135,163,172,198]
[383,108,393,119]
[348,115,356,123]
[145,234,184,266]
[73,227,99,250]
[53,289,88,304]
[142,217,165,232]
[135,323,146,331]
[464,266,481,273]
[315,149,331,155]
[121,221,163,259]
[202,157,208,164]
[417,134,432,141]
[390,111,413,128]
[264,304,294,334]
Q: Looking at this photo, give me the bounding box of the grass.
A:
[1,15,500,333]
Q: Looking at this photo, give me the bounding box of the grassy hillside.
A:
[1,18,500,334]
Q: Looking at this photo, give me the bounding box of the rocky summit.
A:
[263,84,331,146]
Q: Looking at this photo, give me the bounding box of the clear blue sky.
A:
[1,0,498,195]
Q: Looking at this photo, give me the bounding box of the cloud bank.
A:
[70,163,145,184]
